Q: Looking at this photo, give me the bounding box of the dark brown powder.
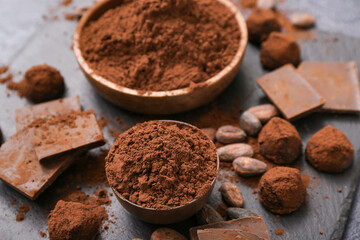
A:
[238,0,257,9]
[0,66,9,74]
[16,204,30,221]
[48,200,107,240]
[0,73,12,84]
[105,120,217,209]
[216,204,228,218]
[80,0,240,91]
[275,228,284,235]
[60,0,72,6]
[40,231,47,238]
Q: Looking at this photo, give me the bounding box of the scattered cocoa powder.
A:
[7,64,65,103]
[105,120,217,209]
[216,204,228,218]
[190,106,240,129]
[0,73,12,84]
[60,0,72,6]
[48,200,107,240]
[260,32,301,70]
[0,66,9,74]
[301,174,312,188]
[80,0,241,91]
[258,167,306,214]
[16,204,30,221]
[306,125,354,173]
[98,115,108,130]
[64,13,78,21]
[61,188,111,206]
[275,228,284,235]
[238,0,257,9]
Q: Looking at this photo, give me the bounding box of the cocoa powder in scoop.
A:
[105,120,217,209]
[80,0,240,91]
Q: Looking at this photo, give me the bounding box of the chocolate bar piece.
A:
[256,64,325,120]
[189,216,270,240]
[298,61,360,113]
[0,129,75,199]
[0,98,105,199]
[197,229,260,240]
[30,110,105,163]
[15,96,81,131]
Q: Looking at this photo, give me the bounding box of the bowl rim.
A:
[73,0,248,98]
[109,120,220,212]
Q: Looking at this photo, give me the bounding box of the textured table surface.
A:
[0,0,360,239]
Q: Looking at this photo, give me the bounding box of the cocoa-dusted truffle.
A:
[246,8,281,44]
[306,125,354,173]
[258,167,306,214]
[260,32,300,70]
[258,117,302,164]
[8,64,65,103]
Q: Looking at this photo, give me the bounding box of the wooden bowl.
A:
[109,120,219,224]
[73,0,248,114]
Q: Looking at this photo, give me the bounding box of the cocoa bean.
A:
[196,204,223,225]
[226,207,258,219]
[239,111,262,136]
[201,128,216,142]
[290,13,315,29]
[150,228,187,240]
[215,125,246,144]
[217,143,253,162]
[233,157,268,177]
[257,0,276,10]
[219,181,244,207]
[248,104,278,123]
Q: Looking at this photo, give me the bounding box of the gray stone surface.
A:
[0,0,360,239]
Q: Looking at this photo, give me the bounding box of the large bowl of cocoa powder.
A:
[105,120,219,224]
[74,0,247,114]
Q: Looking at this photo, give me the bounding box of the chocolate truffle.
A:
[246,8,281,44]
[258,167,306,214]
[258,117,302,164]
[12,64,65,103]
[260,32,300,70]
[306,125,354,173]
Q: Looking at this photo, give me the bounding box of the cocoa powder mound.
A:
[7,64,65,103]
[80,0,240,91]
[258,167,306,214]
[260,32,301,70]
[306,125,354,173]
[48,200,107,240]
[105,120,217,209]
